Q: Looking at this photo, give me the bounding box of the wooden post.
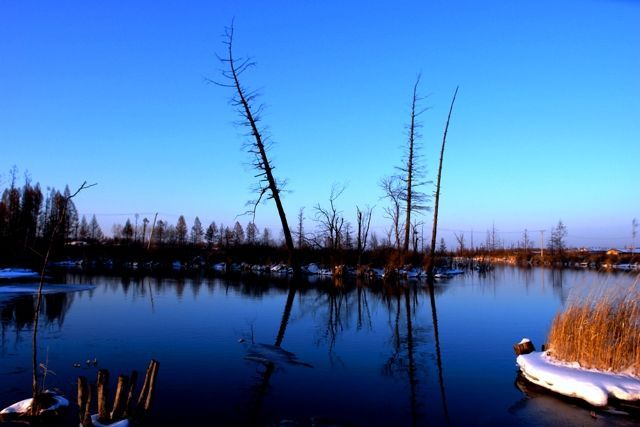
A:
[97,369,110,423]
[77,376,88,422]
[123,370,138,419]
[136,361,154,412]
[83,383,94,427]
[144,360,159,412]
[110,374,129,421]
[513,339,535,355]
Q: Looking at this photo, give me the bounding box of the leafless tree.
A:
[398,75,430,253]
[214,22,295,264]
[296,207,305,249]
[411,220,422,253]
[356,205,374,264]
[632,218,637,255]
[428,86,459,275]
[380,175,403,250]
[548,220,568,257]
[314,184,345,251]
[454,232,465,254]
[521,228,530,252]
[485,223,499,252]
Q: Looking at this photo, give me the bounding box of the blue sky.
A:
[1,0,638,248]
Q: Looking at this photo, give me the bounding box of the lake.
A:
[0,266,638,426]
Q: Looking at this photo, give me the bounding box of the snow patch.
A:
[518,338,531,345]
[0,268,39,279]
[0,392,69,415]
[517,351,640,406]
[89,414,130,427]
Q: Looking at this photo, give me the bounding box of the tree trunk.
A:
[403,78,420,253]
[224,26,297,269]
[428,87,459,275]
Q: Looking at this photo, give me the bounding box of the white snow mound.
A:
[0,392,69,415]
[89,414,130,427]
[517,351,640,406]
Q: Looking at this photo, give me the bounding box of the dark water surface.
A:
[0,267,638,426]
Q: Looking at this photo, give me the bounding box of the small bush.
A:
[547,278,639,376]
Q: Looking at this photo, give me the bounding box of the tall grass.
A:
[547,277,639,376]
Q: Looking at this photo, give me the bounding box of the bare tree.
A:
[548,220,568,257]
[428,86,459,275]
[454,232,465,255]
[399,75,430,253]
[314,184,345,252]
[296,207,305,249]
[411,220,422,253]
[356,205,374,264]
[485,224,499,252]
[632,218,637,256]
[522,228,530,252]
[380,175,403,250]
[214,23,295,265]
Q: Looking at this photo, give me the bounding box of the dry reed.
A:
[546,277,640,376]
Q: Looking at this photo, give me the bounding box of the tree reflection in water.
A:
[246,285,297,425]
[1,292,74,351]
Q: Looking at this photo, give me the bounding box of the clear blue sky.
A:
[1,0,638,248]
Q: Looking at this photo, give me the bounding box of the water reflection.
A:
[381,288,429,426]
[246,286,297,425]
[511,374,640,426]
[0,268,637,426]
[427,279,450,427]
[1,293,74,346]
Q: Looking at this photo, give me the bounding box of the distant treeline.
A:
[1,173,635,269]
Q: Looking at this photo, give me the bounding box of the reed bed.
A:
[547,277,640,376]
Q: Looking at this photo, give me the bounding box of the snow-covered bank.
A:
[517,351,640,406]
[0,391,68,418]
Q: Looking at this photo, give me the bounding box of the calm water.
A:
[0,267,638,426]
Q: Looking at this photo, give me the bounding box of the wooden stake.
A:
[110,374,129,421]
[514,339,536,355]
[83,383,94,427]
[77,376,88,422]
[136,361,154,411]
[123,370,138,419]
[144,360,159,412]
[97,369,110,423]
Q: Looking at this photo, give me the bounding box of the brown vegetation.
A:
[547,278,640,376]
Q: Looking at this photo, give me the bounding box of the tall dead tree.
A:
[399,75,429,253]
[215,23,296,265]
[428,86,459,275]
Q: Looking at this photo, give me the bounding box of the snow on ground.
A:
[517,351,640,406]
[90,414,130,427]
[0,393,69,415]
[0,268,39,279]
